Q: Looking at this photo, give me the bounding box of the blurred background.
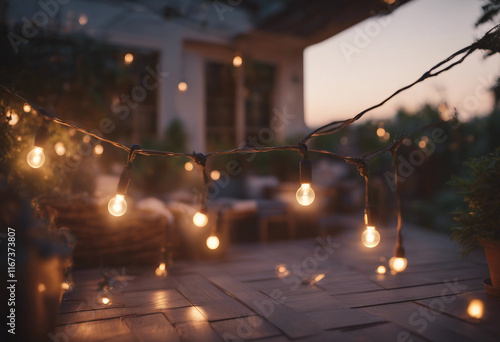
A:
[0,0,499,260]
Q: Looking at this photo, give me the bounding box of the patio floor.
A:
[55,221,500,341]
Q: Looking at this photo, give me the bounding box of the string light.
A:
[362,208,380,248]
[124,53,134,65]
[23,103,31,112]
[178,82,188,92]
[296,150,315,206]
[108,145,141,217]
[78,14,88,26]
[206,235,219,250]
[54,142,66,156]
[184,162,194,171]
[362,226,380,248]
[193,211,208,227]
[1,27,495,270]
[233,56,242,67]
[37,283,46,292]
[7,110,19,125]
[376,128,386,137]
[27,123,49,168]
[210,170,220,180]
[61,282,71,291]
[389,256,407,273]
[376,265,386,274]
[94,144,104,155]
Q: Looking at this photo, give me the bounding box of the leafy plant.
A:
[450,148,500,256]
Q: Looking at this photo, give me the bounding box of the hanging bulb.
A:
[27,147,46,168]
[193,211,208,227]
[389,256,407,273]
[361,226,380,248]
[296,183,315,206]
[28,123,49,168]
[233,55,242,67]
[206,235,219,250]
[296,158,315,206]
[108,194,127,216]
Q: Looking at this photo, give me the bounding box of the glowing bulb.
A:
[8,111,19,125]
[211,170,220,180]
[38,283,46,292]
[206,235,220,250]
[296,183,315,206]
[61,282,71,291]
[27,147,45,168]
[419,140,426,148]
[159,262,166,271]
[376,128,386,137]
[467,299,484,319]
[102,297,110,305]
[377,266,386,274]
[78,13,88,25]
[193,211,208,227]
[178,82,188,92]
[389,257,407,272]
[23,104,31,113]
[124,53,134,65]
[184,162,194,171]
[94,144,104,155]
[54,142,66,156]
[361,226,380,248]
[233,56,242,67]
[82,135,91,143]
[108,194,127,216]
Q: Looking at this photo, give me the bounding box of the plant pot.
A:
[479,239,500,288]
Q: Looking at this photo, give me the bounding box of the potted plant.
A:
[450,149,500,293]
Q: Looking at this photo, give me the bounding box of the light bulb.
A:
[184,162,194,171]
[8,111,19,125]
[94,144,104,155]
[233,56,242,67]
[61,282,71,291]
[178,82,188,92]
[193,211,208,227]
[54,142,66,156]
[159,262,166,271]
[389,257,407,273]
[27,147,45,168]
[206,235,219,250]
[102,296,110,305]
[296,183,315,206]
[211,170,220,180]
[23,104,31,113]
[376,265,386,274]
[361,226,380,248]
[124,53,134,65]
[108,194,127,216]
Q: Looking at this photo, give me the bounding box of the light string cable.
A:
[300,24,500,144]
[0,24,497,163]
